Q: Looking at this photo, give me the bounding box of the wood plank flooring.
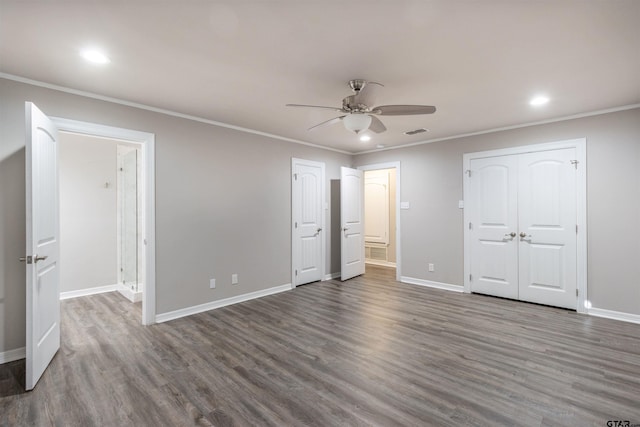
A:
[1,265,640,426]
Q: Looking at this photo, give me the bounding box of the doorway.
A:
[358,162,402,281]
[52,117,156,324]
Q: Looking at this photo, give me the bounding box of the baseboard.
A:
[365,260,397,268]
[0,347,25,364]
[60,284,119,300]
[155,283,292,323]
[400,276,464,293]
[118,284,143,303]
[588,308,640,325]
[322,272,341,281]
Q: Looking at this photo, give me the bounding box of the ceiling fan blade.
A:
[286,103,342,112]
[308,115,345,131]
[373,105,436,116]
[368,115,387,133]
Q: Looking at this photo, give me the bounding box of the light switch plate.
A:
[458,200,464,209]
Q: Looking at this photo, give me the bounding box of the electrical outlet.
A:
[231,274,238,285]
[428,263,435,272]
[209,278,216,289]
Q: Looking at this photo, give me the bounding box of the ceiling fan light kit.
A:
[343,113,372,134]
[286,79,436,136]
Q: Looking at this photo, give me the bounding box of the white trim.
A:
[356,104,640,154]
[118,284,143,303]
[51,117,157,325]
[155,283,291,323]
[588,308,640,325]
[401,276,464,293]
[365,260,397,268]
[291,158,326,287]
[357,162,402,282]
[463,138,588,313]
[322,272,341,281]
[1,72,349,155]
[0,347,26,364]
[60,284,118,300]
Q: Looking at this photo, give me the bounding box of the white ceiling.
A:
[1,1,639,153]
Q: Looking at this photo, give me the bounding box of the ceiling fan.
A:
[286,79,436,134]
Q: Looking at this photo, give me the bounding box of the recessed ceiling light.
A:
[529,95,549,106]
[359,135,371,142]
[80,49,110,64]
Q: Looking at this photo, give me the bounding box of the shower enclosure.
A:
[117,145,144,302]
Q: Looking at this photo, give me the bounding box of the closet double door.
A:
[468,148,577,309]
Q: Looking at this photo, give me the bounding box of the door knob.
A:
[35,255,48,263]
[317,228,322,233]
[504,232,516,239]
[519,232,527,238]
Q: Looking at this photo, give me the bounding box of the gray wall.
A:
[0,77,351,355]
[354,108,640,315]
[59,133,118,293]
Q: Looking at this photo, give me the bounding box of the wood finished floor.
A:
[1,265,640,426]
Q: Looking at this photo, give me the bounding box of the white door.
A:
[518,148,577,309]
[341,167,365,281]
[364,170,389,245]
[292,159,324,286]
[468,156,519,299]
[468,148,578,310]
[24,102,61,390]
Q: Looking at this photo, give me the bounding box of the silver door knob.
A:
[343,227,349,232]
[520,232,527,238]
[35,255,48,262]
[504,232,516,238]
[317,228,322,233]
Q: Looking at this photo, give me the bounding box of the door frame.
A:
[358,162,402,282]
[291,158,326,288]
[51,117,157,325]
[463,138,587,313]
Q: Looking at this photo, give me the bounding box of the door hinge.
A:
[468,222,473,230]
[295,222,298,229]
[295,270,298,276]
[576,224,578,234]
[469,274,473,282]
[570,160,578,169]
[293,173,298,180]
[576,289,579,297]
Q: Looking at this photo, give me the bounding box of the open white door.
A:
[340,167,365,281]
[24,102,61,390]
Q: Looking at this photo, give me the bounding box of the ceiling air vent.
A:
[404,128,429,136]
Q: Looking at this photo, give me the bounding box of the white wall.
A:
[59,133,118,293]
[354,108,640,315]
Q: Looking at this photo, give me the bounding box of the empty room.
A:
[1,1,639,426]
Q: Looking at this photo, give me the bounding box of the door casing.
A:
[51,117,157,324]
[358,162,402,282]
[463,139,587,313]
